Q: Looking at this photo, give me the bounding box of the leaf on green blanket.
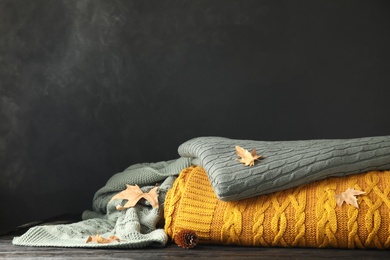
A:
[86,234,120,244]
[109,184,159,210]
[335,188,366,208]
[235,145,263,166]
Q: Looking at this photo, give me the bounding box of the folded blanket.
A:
[165,166,390,249]
[12,135,390,249]
[13,158,191,248]
[178,136,390,201]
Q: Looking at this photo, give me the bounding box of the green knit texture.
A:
[13,158,191,248]
[178,135,390,201]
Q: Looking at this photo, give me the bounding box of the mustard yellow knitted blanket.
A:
[164,166,390,249]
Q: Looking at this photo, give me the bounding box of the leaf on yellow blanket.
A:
[335,188,366,208]
[235,145,262,166]
[86,234,120,244]
[109,184,159,210]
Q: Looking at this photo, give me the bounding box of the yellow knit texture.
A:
[164,166,390,249]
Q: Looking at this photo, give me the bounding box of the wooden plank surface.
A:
[1,215,389,259]
[1,235,389,259]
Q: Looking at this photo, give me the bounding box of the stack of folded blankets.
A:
[13,136,390,249]
[166,136,390,249]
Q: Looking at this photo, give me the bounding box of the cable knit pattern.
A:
[164,166,390,249]
[252,196,271,246]
[221,200,247,245]
[315,179,337,247]
[178,136,390,201]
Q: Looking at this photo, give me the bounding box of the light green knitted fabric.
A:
[13,157,191,248]
[178,135,390,201]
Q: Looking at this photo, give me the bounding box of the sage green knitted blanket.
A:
[178,135,390,201]
[13,158,191,248]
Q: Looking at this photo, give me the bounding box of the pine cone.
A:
[174,229,198,249]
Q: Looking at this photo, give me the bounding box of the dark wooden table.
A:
[1,235,389,259]
[1,215,389,259]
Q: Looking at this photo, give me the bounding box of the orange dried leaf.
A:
[335,188,366,208]
[86,234,120,244]
[108,235,120,242]
[235,145,262,166]
[109,184,159,210]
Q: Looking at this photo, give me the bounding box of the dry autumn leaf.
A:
[235,145,262,166]
[335,188,366,208]
[86,234,120,244]
[109,184,159,210]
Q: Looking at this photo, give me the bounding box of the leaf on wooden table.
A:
[109,184,159,210]
[235,145,263,166]
[86,234,120,244]
[335,188,366,208]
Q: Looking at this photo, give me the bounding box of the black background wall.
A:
[1,0,389,234]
